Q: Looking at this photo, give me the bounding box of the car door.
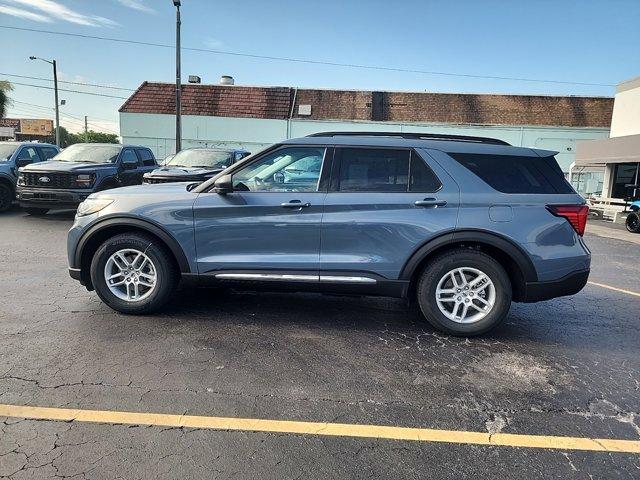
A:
[118,148,141,186]
[320,147,460,280]
[193,146,329,276]
[136,148,157,176]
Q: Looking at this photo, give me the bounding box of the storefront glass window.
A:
[611,163,640,199]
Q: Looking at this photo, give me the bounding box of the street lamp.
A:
[29,56,60,148]
[173,0,182,153]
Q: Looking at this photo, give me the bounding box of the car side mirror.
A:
[15,158,31,168]
[213,174,234,194]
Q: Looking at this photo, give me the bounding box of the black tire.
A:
[24,207,49,216]
[0,183,13,212]
[90,233,178,314]
[416,249,512,336]
[626,212,640,233]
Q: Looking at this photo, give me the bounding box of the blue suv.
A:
[67,132,591,336]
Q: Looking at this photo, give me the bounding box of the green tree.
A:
[58,127,120,147]
[0,81,13,118]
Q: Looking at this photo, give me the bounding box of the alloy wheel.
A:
[435,267,496,324]
[104,248,157,302]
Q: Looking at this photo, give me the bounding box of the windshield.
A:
[0,144,19,161]
[53,144,121,164]
[168,149,233,169]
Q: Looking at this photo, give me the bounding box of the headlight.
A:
[17,174,25,186]
[75,174,95,188]
[76,198,113,217]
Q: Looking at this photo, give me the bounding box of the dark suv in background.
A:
[0,142,60,212]
[143,147,250,184]
[67,132,590,336]
[17,143,157,215]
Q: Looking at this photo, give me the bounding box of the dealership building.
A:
[119,82,613,179]
[574,76,640,206]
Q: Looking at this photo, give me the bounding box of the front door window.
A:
[232,147,325,192]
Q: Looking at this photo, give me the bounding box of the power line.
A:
[0,73,135,91]
[0,25,616,88]
[3,80,128,99]
[9,100,120,135]
[13,100,118,124]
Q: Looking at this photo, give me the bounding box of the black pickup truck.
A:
[16,143,157,215]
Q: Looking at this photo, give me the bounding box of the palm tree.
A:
[0,81,12,118]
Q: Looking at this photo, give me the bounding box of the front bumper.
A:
[521,269,590,302]
[17,186,92,210]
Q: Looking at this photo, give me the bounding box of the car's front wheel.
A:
[90,233,178,314]
[416,249,512,336]
[0,183,13,212]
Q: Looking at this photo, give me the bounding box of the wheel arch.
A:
[75,216,191,290]
[400,229,537,302]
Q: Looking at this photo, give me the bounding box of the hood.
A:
[20,160,115,173]
[145,166,223,178]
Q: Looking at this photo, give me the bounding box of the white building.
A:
[574,76,640,201]
[119,82,612,176]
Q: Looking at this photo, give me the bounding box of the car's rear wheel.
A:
[90,233,178,314]
[24,207,49,216]
[416,249,512,336]
[0,183,13,212]
[625,212,640,233]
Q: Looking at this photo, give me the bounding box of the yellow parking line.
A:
[588,281,640,298]
[0,404,639,454]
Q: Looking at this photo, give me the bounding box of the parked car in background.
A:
[16,143,157,215]
[67,132,591,336]
[625,199,640,233]
[0,142,60,212]
[143,147,250,184]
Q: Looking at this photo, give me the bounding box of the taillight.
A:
[547,205,589,236]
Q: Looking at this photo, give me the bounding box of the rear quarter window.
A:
[449,153,574,194]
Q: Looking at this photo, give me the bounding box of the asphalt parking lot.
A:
[0,208,639,479]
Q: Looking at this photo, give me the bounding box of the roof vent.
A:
[219,75,234,86]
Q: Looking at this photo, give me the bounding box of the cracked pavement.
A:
[0,208,639,479]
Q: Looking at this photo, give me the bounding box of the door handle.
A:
[281,201,311,209]
[415,198,447,208]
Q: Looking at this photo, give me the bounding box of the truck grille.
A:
[23,172,74,189]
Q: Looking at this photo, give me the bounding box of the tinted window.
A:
[17,147,39,162]
[39,147,58,161]
[121,149,139,164]
[611,163,639,199]
[338,148,409,192]
[410,152,441,192]
[449,153,574,194]
[137,149,156,166]
[233,147,325,192]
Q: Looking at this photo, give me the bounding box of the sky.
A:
[1,0,639,135]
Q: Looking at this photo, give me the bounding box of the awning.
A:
[575,134,640,167]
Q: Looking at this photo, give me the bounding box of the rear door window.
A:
[38,146,59,161]
[449,153,574,194]
[338,148,410,192]
[137,149,156,166]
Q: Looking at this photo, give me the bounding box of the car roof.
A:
[179,147,248,153]
[0,141,58,147]
[281,134,552,157]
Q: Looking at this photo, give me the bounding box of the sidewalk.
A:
[586,219,640,245]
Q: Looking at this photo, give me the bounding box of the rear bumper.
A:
[17,187,91,210]
[521,269,590,303]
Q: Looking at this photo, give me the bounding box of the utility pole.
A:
[173,0,182,153]
[29,56,60,147]
[84,115,88,142]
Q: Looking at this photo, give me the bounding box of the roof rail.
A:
[306,131,510,146]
